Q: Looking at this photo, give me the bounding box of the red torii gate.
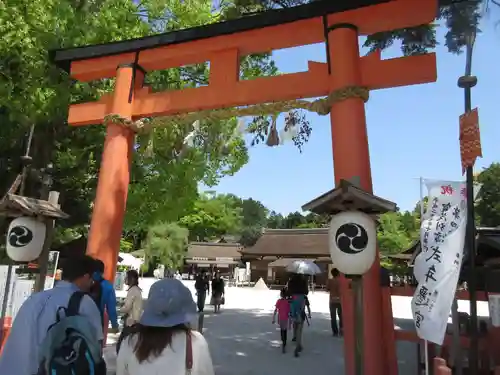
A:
[51,1,438,374]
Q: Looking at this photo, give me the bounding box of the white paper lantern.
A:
[328,211,377,275]
[6,217,46,262]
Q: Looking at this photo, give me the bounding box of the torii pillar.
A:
[326,24,396,375]
[86,64,144,282]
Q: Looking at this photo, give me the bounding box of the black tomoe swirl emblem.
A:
[8,225,34,248]
[335,223,369,254]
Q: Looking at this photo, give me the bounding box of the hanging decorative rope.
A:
[103,85,369,134]
[265,115,280,147]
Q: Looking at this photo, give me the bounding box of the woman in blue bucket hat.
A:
[116,279,214,375]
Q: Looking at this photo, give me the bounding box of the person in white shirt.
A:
[117,278,214,375]
[121,269,143,327]
[116,269,143,354]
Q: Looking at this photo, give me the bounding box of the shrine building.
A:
[241,228,331,287]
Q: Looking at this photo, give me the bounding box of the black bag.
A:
[89,279,103,318]
[116,324,138,354]
[37,292,106,375]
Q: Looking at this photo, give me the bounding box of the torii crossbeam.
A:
[51,1,438,375]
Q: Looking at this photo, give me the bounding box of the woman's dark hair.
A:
[331,268,340,278]
[287,274,308,295]
[280,287,288,298]
[131,324,190,363]
[126,269,139,286]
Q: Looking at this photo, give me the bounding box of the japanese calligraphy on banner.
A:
[411,180,467,345]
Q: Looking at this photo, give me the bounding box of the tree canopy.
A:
[476,163,500,227]
[0,0,277,245]
[142,222,189,271]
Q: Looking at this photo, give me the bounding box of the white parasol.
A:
[286,260,322,275]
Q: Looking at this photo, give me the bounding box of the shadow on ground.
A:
[202,308,345,375]
[201,308,419,375]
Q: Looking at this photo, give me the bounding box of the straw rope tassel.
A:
[266,115,280,147]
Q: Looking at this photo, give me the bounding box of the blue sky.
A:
[208,19,499,215]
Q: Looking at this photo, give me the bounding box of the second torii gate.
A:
[51,1,438,374]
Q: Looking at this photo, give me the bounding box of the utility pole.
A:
[457,30,478,375]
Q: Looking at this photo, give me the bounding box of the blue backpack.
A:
[37,291,106,375]
[290,295,305,322]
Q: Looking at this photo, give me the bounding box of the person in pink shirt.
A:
[272,288,291,353]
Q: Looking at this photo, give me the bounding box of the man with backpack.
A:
[90,259,119,334]
[0,255,106,375]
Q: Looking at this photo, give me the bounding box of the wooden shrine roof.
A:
[301,179,397,215]
[51,0,390,71]
[0,194,69,219]
[187,242,242,260]
[241,228,329,257]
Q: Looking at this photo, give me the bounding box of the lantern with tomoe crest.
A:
[328,211,376,275]
[6,217,46,262]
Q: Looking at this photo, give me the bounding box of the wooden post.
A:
[33,191,59,293]
[325,23,393,375]
[86,64,144,282]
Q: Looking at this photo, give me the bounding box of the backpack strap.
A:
[185,332,193,373]
[66,291,85,317]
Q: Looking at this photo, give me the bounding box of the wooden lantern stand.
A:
[50,1,438,374]
[0,179,68,351]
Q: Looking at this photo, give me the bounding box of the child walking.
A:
[272,288,291,353]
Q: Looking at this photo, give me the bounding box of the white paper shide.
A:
[411,181,467,345]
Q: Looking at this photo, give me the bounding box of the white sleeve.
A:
[121,289,134,314]
[192,332,215,375]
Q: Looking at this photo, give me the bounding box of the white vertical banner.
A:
[412,180,467,345]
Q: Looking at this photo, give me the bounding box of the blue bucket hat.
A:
[140,278,197,328]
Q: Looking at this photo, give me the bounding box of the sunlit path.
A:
[104,279,490,374]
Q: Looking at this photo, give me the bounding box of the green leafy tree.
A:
[398,211,420,241]
[0,0,278,241]
[239,198,269,227]
[282,211,307,228]
[239,226,264,247]
[377,212,414,256]
[179,193,243,241]
[230,197,269,246]
[142,222,189,270]
[266,211,285,228]
[476,162,500,227]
